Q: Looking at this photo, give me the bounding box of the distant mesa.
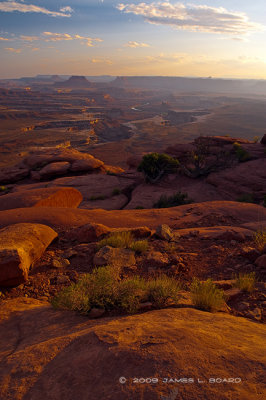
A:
[55,75,93,89]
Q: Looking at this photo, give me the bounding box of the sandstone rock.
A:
[88,307,105,318]
[51,258,70,269]
[56,275,70,285]
[156,224,173,241]
[0,187,83,211]
[93,246,136,267]
[39,162,70,179]
[70,158,104,172]
[80,194,128,211]
[0,223,57,286]
[241,247,261,262]
[0,166,29,185]
[224,288,242,301]
[146,251,169,268]
[245,307,262,321]
[260,134,266,145]
[213,280,234,290]
[236,302,250,312]
[255,254,266,269]
[65,223,110,243]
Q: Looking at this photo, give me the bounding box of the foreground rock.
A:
[0,298,265,400]
[0,223,57,286]
[0,187,83,211]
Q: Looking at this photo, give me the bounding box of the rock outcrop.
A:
[0,223,57,286]
[0,299,265,400]
[0,187,83,211]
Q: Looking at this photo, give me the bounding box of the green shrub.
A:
[153,191,193,208]
[52,267,181,315]
[233,142,251,162]
[135,206,144,209]
[148,275,181,308]
[112,188,121,196]
[254,228,266,252]
[190,278,224,312]
[138,153,179,183]
[97,231,134,249]
[130,240,149,253]
[0,185,9,193]
[237,193,255,203]
[234,272,256,293]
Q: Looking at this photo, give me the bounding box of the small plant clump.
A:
[112,188,121,196]
[129,240,149,253]
[138,153,179,183]
[233,142,251,162]
[0,185,9,193]
[89,195,106,201]
[234,272,256,293]
[190,278,224,312]
[52,266,181,315]
[153,191,193,208]
[253,229,266,252]
[97,231,134,249]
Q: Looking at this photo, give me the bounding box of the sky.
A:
[0,0,266,79]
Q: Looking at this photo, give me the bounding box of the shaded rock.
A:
[213,280,234,290]
[245,308,262,321]
[93,246,136,267]
[80,194,128,211]
[156,224,173,241]
[0,187,83,211]
[146,251,169,268]
[65,223,110,243]
[88,308,105,319]
[241,247,261,262]
[255,254,266,269]
[224,288,242,301]
[0,223,57,286]
[260,134,266,145]
[39,162,70,179]
[236,302,250,312]
[56,275,70,285]
[0,166,29,185]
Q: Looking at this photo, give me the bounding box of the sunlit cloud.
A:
[117,2,265,36]
[0,36,10,41]
[124,41,150,48]
[90,58,113,65]
[4,47,21,53]
[0,1,73,17]
[42,32,103,46]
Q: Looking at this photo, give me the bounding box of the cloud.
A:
[42,32,103,46]
[4,47,21,53]
[90,58,113,65]
[117,2,264,36]
[0,36,10,41]
[0,1,73,17]
[124,41,150,48]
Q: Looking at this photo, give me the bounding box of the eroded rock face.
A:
[0,166,29,185]
[39,162,70,179]
[0,187,83,211]
[0,223,57,286]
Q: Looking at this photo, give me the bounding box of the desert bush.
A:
[233,142,251,162]
[138,153,179,183]
[135,205,144,209]
[97,231,134,249]
[237,193,255,203]
[148,275,181,308]
[0,185,9,193]
[130,240,149,253]
[234,272,256,293]
[52,267,181,315]
[190,278,224,312]
[153,191,193,208]
[254,228,266,252]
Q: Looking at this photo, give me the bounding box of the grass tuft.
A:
[234,272,256,293]
[190,278,224,312]
[254,228,266,252]
[97,231,134,250]
[130,240,149,253]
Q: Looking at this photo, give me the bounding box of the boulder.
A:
[0,187,83,211]
[65,223,110,243]
[146,251,169,268]
[156,224,173,241]
[39,162,70,179]
[70,158,104,172]
[255,254,266,269]
[93,246,136,267]
[0,223,57,286]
